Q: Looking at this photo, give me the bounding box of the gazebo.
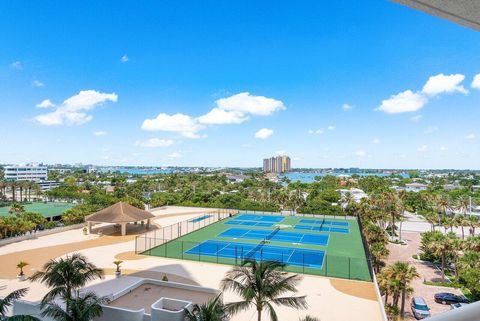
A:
[85,201,154,236]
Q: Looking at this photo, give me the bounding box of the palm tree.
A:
[388,262,419,317]
[185,294,227,321]
[29,253,104,306]
[16,261,29,277]
[10,181,17,202]
[0,288,40,320]
[422,210,439,232]
[41,291,109,321]
[465,235,480,252]
[466,215,479,236]
[221,260,307,321]
[427,233,458,281]
[369,242,389,273]
[9,203,25,215]
[376,269,395,305]
[454,215,467,240]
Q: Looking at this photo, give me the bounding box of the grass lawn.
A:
[144,214,371,281]
[0,202,74,218]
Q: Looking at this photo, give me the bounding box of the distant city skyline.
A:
[0,1,479,169]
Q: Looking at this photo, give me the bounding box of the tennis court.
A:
[224,220,274,227]
[219,227,329,246]
[300,218,349,226]
[185,240,325,268]
[294,225,349,234]
[142,212,371,281]
[0,202,74,218]
[235,214,284,223]
[189,214,212,223]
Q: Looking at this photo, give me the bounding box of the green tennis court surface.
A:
[143,213,371,281]
[0,202,74,218]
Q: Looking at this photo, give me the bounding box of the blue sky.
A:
[0,1,479,169]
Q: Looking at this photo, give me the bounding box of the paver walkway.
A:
[386,231,462,320]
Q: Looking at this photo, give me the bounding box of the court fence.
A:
[135,209,238,253]
[139,237,371,281]
[135,209,371,281]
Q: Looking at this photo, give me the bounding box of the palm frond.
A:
[0,288,29,317]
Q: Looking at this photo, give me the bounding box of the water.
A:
[98,167,175,175]
[282,171,409,183]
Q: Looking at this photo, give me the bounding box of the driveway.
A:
[386,231,463,320]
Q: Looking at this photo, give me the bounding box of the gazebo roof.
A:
[85,201,154,223]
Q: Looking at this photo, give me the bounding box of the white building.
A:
[404,183,428,192]
[3,165,48,182]
[337,188,368,203]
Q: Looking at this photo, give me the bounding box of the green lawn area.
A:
[0,202,74,218]
[144,214,371,281]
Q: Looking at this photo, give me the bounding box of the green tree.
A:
[0,288,40,320]
[184,294,227,321]
[221,260,307,321]
[29,253,104,306]
[41,292,109,321]
[426,233,459,281]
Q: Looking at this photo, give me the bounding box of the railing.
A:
[135,209,237,253]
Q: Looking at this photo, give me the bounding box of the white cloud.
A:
[417,145,428,152]
[425,126,439,134]
[10,61,22,69]
[466,133,476,140]
[440,146,448,151]
[93,131,107,136]
[167,152,182,159]
[422,73,468,96]
[377,90,427,114]
[255,128,273,139]
[215,92,285,116]
[342,103,354,111]
[327,125,335,131]
[275,150,286,155]
[355,150,366,157]
[36,99,56,109]
[410,115,423,122]
[121,55,129,63]
[308,129,324,135]
[372,138,381,144]
[472,74,480,89]
[141,113,204,139]
[379,73,469,114]
[197,108,248,125]
[34,90,118,126]
[142,92,284,137]
[32,80,45,87]
[136,138,175,148]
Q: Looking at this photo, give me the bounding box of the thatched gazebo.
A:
[85,201,154,236]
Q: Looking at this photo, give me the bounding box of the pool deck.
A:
[0,206,384,321]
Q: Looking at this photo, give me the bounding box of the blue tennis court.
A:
[235,214,284,223]
[225,220,274,227]
[299,219,349,227]
[185,240,325,268]
[189,215,212,223]
[219,228,329,246]
[295,225,349,234]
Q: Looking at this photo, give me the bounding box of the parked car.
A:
[434,293,469,305]
[450,303,469,309]
[411,297,431,319]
